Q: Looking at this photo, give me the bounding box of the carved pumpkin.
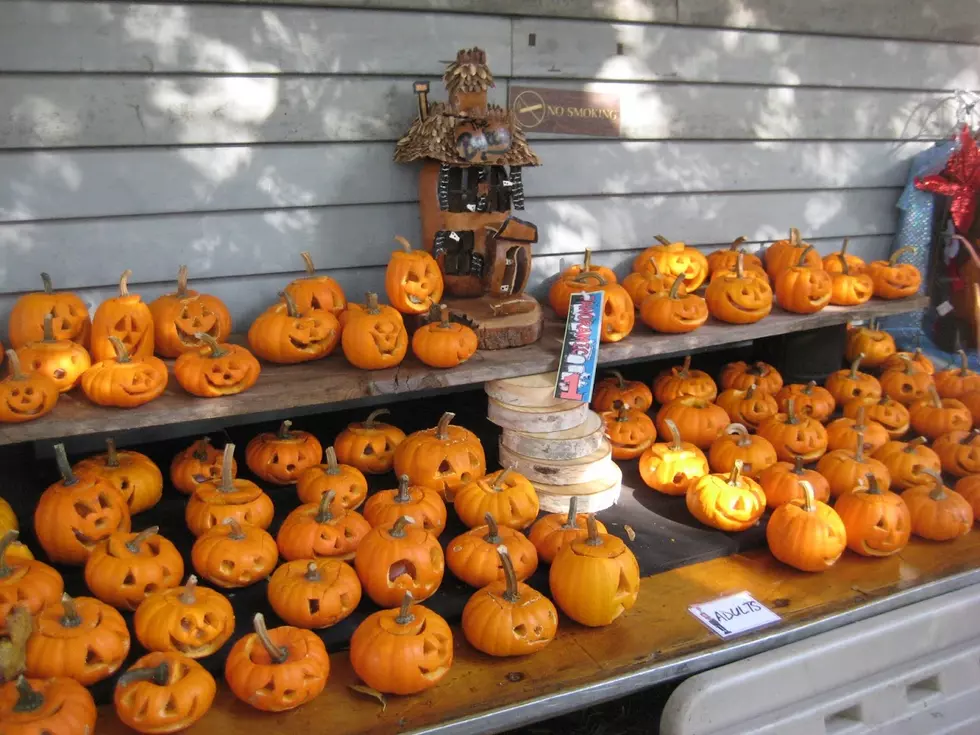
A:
[829,250,875,306]
[601,403,657,459]
[72,438,163,514]
[385,235,444,315]
[334,408,406,475]
[656,396,729,450]
[148,266,232,358]
[622,258,676,308]
[765,227,820,281]
[0,349,59,423]
[549,514,640,627]
[705,252,774,324]
[349,592,453,695]
[35,444,131,565]
[354,516,444,607]
[843,396,910,438]
[8,272,91,348]
[709,260,770,285]
[720,360,783,395]
[191,518,278,589]
[774,246,833,314]
[759,456,830,509]
[114,652,216,734]
[909,387,973,440]
[246,420,322,486]
[638,418,710,496]
[872,437,942,490]
[825,406,889,455]
[454,469,540,530]
[24,593,129,685]
[447,513,538,588]
[716,384,778,430]
[169,437,234,496]
[0,677,96,735]
[225,613,330,712]
[268,559,361,630]
[83,526,184,611]
[867,246,922,299]
[248,291,340,364]
[686,460,766,532]
[953,475,980,522]
[706,236,764,276]
[563,248,618,284]
[835,473,910,557]
[816,429,892,498]
[592,370,653,413]
[342,292,410,369]
[641,274,708,333]
[766,480,846,572]
[823,237,867,275]
[14,313,91,392]
[825,354,882,404]
[90,270,154,362]
[412,304,479,367]
[633,235,709,290]
[902,469,973,540]
[775,381,835,423]
[844,319,896,369]
[276,490,371,562]
[0,530,64,629]
[284,251,347,317]
[174,334,260,398]
[934,350,980,399]
[363,474,447,537]
[296,446,369,511]
[757,398,829,462]
[959,390,980,428]
[653,355,718,403]
[708,423,777,478]
[549,270,600,318]
[185,444,274,536]
[933,428,980,477]
[133,575,235,658]
[80,336,168,408]
[560,274,634,343]
[528,496,609,564]
[881,347,935,375]
[879,355,935,406]
[393,412,486,501]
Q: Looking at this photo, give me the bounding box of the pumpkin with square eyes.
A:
[246,420,322,486]
[592,370,654,413]
[354,516,445,607]
[829,248,874,306]
[363,475,447,537]
[454,469,540,530]
[843,396,910,438]
[277,490,371,562]
[8,271,91,348]
[268,559,361,631]
[447,512,538,589]
[0,530,64,630]
[845,320,896,369]
[757,398,829,463]
[654,355,718,403]
[717,384,779,430]
[623,258,677,308]
[879,355,935,406]
[133,575,235,659]
[185,444,274,537]
[0,349,59,423]
[393,412,487,501]
[284,251,347,317]
[823,238,868,276]
[708,423,777,478]
[295,446,369,513]
[114,651,216,735]
[248,291,340,364]
[903,469,973,540]
[641,274,709,333]
[706,253,775,325]
[602,403,658,459]
[170,437,235,496]
[90,269,155,362]
[638,419,710,496]
[80,337,169,408]
[867,246,922,299]
[766,480,846,572]
[412,304,479,367]
[174,333,260,398]
[0,676,97,735]
[191,519,278,590]
[386,236,444,315]
[934,350,980,399]
[73,438,163,514]
[881,348,935,375]
[687,460,766,532]
[834,472,910,557]
[656,396,730,450]
[342,292,410,369]
[758,456,830,509]
[775,381,835,423]
[775,246,833,314]
[909,387,973,440]
[825,406,889,455]
[816,429,892,498]
[632,235,709,291]
[933,428,980,476]
[35,444,132,565]
[334,408,406,475]
[149,265,233,358]
[528,496,610,563]
[706,236,764,277]
[765,227,821,281]
[825,354,882,405]
[14,314,91,392]
[872,437,941,490]
[596,277,636,342]
[721,360,783,395]
[562,248,618,285]
[84,526,184,611]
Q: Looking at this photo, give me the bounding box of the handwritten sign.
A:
[510,86,621,137]
[688,592,781,640]
[554,291,604,403]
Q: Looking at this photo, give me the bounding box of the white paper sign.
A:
[689,592,780,640]
[937,300,954,317]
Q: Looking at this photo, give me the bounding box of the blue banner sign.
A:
[554,291,604,403]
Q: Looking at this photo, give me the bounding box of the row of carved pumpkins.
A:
[548,230,922,342]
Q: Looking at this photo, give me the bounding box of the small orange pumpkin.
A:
[765,227,820,281]
[829,248,874,306]
[393,411,486,500]
[80,336,169,408]
[245,419,322,486]
[84,526,184,611]
[169,437,234,496]
[295,446,369,511]
[592,370,653,413]
[825,353,882,404]
[562,248,618,284]
[902,469,973,540]
[653,355,718,403]
[602,403,658,459]
[933,428,980,477]
[825,406,889,455]
[276,490,371,562]
[705,252,774,325]
[267,559,362,629]
[90,269,155,362]
[1,677,96,734]
[385,235,444,315]
[567,274,635,343]
[14,313,91,392]
[815,428,891,498]
[412,304,479,367]
[191,518,278,589]
[148,265,233,358]
[174,333,260,398]
[342,292,410,369]
[835,473,910,557]
[527,496,609,564]
[706,236,763,276]
[708,423,777,478]
[548,270,600,318]
[959,389,980,427]
[879,355,935,406]
[871,437,941,491]
[655,396,729,450]
[354,516,444,606]
[775,381,835,423]
[114,651,216,734]
[72,438,163,515]
[632,234,709,291]
[757,398,829,463]
[774,245,833,314]
[333,407,406,475]
[686,460,766,532]
[843,395,910,438]
[248,291,340,364]
[185,444,274,536]
[716,384,779,430]
[953,474,980,521]
[823,237,867,275]
[765,480,846,572]
[758,456,830,509]
[0,530,64,628]
[638,418,710,496]
[133,575,235,658]
[0,349,59,423]
[284,251,347,317]
[934,350,980,399]
[7,272,91,348]
[622,258,676,308]
[446,513,538,588]
[454,469,540,530]
[720,360,783,395]
[641,274,708,333]
[881,347,935,375]
[844,319,897,369]
[867,246,922,299]
[362,474,447,537]
[909,386,973,440]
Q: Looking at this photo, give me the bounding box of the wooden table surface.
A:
[0,297,926,447]
[97,531,980,735]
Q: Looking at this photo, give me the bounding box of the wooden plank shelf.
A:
[0,297,926,447]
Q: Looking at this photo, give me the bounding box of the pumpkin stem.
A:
[904,437,928,452]
[746,384,758,399]
[175,264,189,298]
[563,496,579,529]
[12,677,44,714]
[927,385,942,409]
[726,423,751,447]
[668,273,686,299]
[365,292,381,315]
[615,402,630,422]
[676,355,691,378]
[363,408,390,428]
[483,513,501,544]
[849,353,864,379]
[583,249,593,271]
[40,312,56,343]
[789,227,801,247]
[608,370,626,390]
[5,350,25,380]
[118,269,133,297]
[300,251,317,276]
[0,530,18,578]
[103,437,120,467]
[958,349,970,375]
[898,354,916,375]
[395,591,415,625]
[792,455,805,475]
[125,526,159,554]
[389,515,415,539]
[960,428,980,445]
[393,235,413,253]
[222,517,247,540]
[179,575,199,604]
[735,250,746,279]
[798,480,816,512]
[437,303,451,328]
[116,661,170,689]
[191,437,211,461]
[59,593,82,629]
[304,561,321,581]
[315,491,335,523]
[53,443,77,486]
[435,412,455,440]
[643,256,660,276]
[864,472,882,495]
[585,513,602,547]
[785,398,798,425]
[324,446,340,475]
[280,290,301,318]
[838,251,850,276]
[654,234,671,246]
[729,236,747,252]
[276,420,294,440]
[40,272,54,294]
[492,468,513,491]
[194,332,228,357]
[497,544,521,604]
[252,613,288,664]
[218,444,236,493]
[796,245,815,267]
[854,405,867,430]
[108,336,132,363]
[854,428,865,463]
[571,272,606,287]
[395,475,412,503]
[920,468,947,500]
[664,419,683,451]
[889,246,914,265]
[727,459,744,487]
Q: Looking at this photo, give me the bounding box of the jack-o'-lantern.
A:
[296,446,369,511]
[527,497,609,564]
[829,251,874,306]
[759,456,830,509]
[334,408,406,475]
[825,354,882,404]
[902,469,973,540]
[363,475,447,537]
[909,387,973,440]
[447,513,538,589]
[14,313,91,392]
[720,360,783,395]
[717,384,779,430]
[640,274,709,333]
[454,469,540,530]
[267,559,361,630]
[686,460,766,532]
[169,437,233,496]
[656,396,729,449]
[549,270,601,318]
[705,252,774,324]
[843,395,909,438]
[816,429,891,498]
[766,481,846,572]
[867,246,922,299]
[342,292,409,369]
[881,347,935,375]
[706,236,764,276]
[185,444,274,536]
[562,248,618,285]
[90,270,154,362]
[73,438,163,514]
[592,370,653,413]
[622,259,676,308]
[354,516,444,607]
[709,260,770,285]
[757,398,829,463]
[0,677,97,734]
[80,337,168,408]
[601,403,657,459]
[133,575,235,658]
[114,651,216,734]
[412,304,479,367]
[708,423,777,478]
[558,274,633,343]
[835,473,910,557]
[8,272,91,348]
[953,475,980,521]
[349,592,453,695]
[823,237,868,275]
[654,355,718,403]
[774,246,833,314]
[84,526,184,611]
[633,235,709,291]
[845,320,896,369]
[385,236,444,315]
[638,419,709,495]
[775,381,835,423]
[933,428,980,477]
[549,515,640,627]
[284,251,347,317]
[934,350,980,399]
[825,406,889,454]
[276,490,371,561]
[174,334,260,398]
[872,437,941,490]
[35,444,131,565]
[765,227,820,281]
[0,349,59,423]
[393,412,486,501]
[246,420,322,486]
[0,530,64,628]
[191,518,277,589]
[248,292,340,364]
[879,355,935,406]
[149,266,232,358]
[224,613,330,712]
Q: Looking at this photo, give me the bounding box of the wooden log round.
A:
[485,371,567,409]
[487,397,589,433]
[499,411,605,460]
[498,439,614,486]
[533,463,623,513]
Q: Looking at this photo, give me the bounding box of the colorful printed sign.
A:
[554,291,604,403]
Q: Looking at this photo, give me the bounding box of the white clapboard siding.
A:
[0,140,928,222]
[0,3,512,75]
[0,188,900,293]
[513,19,980,91]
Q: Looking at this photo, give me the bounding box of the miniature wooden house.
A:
[395,48,540,299]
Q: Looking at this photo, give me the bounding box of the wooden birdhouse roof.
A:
[444,47,495,99]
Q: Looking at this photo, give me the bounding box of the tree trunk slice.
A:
[533,463,623,513]
[488,398,589,433]
[443,294,544,350]
[498,439,614,485]
[485,371,566,408]
[499,411,604,460]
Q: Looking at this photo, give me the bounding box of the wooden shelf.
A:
[0,297,926,446]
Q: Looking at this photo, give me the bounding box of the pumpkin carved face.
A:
[653,355,718,403]
[268,559,362,629]
[774,246,833,314]
[185,444,275,537]
[248,291,340,364]
[276,490,371,562]
[708,423,778,478]
[638,418,709,495]
[717,384,779,430]
[0,530,64,629]
[84,526,184,611]
[73,438,163,514]
[834,473,910,557]
[80,336,169,408]
[14,314,91,393]
[527,496,609,564]
[90,270,155,362]
[705,252,774,324]
[133,575,235,658]
[641,274,709,333]
[867,246,922,299]
[245,420,322,486]
[114,652,216,734]
[765,481,846,572]
[174,334,260,398]
[412,304,479,367]
[816,429,892,498]
[706,236,764,276]
[882,348,935,376]
[843,395,910,438]
[296,446,369,512]
[720,360,783,395]
[622,260,676,308]
[393,412,487,500]
[632,235,709,291]
[149,266,233,358]
[775,381,835,423]
[0,677,96,735]
[758,456,830,509]
[385,236,445,315]
[0,349,59,422]
[765,227,821,281]
[353,516,445,607]
[871,437,941,490]
[8,272,91,348]
[342,292,410,369]
[454,469,540,530]
[934,350,980,399]
[825,354,882,404]
[686,460,766,532]
[284,251,347,317]
[592,370,653,413]
[656,396,730,450]
[879,356,935,405]
[932,428,980,476]
[447,513,538,589]
[334,408,406,475]
[757,398,829,463]
[362,474,447,537]
[169,437,234,496]
[191,518,279,589]
[599,279,636,342]
[601,403,658,459]
[902,469,973,541]
[825,406,889,455]
[829,245,874,305]
[909,387,973,440]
